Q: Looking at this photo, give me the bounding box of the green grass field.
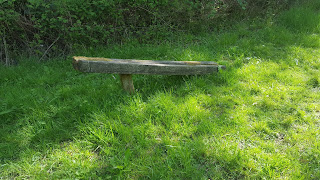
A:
[1,1,320,179]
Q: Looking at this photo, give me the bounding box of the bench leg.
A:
[120,74,135,94]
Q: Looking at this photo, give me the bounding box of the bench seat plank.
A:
[73,56,223,75]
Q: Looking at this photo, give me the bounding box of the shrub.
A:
[0,0,293,62]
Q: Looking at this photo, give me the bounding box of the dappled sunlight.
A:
[2,142,103,179]
[299,33,320,48]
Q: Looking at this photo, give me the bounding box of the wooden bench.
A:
[72,56,226,94]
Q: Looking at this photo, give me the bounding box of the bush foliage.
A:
[0,0,292,60]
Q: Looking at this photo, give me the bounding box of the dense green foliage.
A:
[0,0,292,61]
[1,1,320,179]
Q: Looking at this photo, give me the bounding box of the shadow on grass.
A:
[0,57,236,178]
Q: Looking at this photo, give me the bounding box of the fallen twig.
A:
[3,36,9,66]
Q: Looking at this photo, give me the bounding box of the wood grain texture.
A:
[73,56,224,75]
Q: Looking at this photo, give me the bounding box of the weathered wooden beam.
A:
[72,56,226,94]
[72,56,225,75]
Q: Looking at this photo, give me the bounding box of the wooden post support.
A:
[120,74,135,94]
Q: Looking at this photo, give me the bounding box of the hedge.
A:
[0,0,292,62]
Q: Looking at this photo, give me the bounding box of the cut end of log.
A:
[72,58,80,71]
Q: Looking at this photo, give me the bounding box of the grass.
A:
[1,1,320,179]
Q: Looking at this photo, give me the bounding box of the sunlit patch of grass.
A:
[1,141,103,179]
